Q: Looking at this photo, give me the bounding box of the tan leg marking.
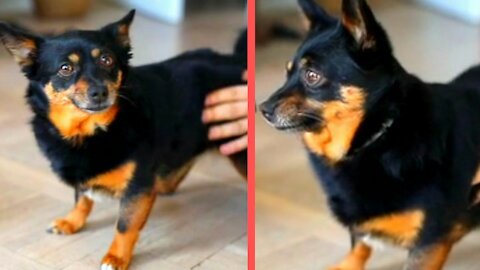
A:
[406,242,453,270]
[48,195,94,235]
[155,160,195,195]
[328,242,372,270]
[101,192,156,270]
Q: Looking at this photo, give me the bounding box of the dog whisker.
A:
[117,94,137,108]
[297,112,322,122]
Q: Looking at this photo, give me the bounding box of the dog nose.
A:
[88,87,108,104]
[259,102,275,123]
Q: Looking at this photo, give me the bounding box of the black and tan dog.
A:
[0,10,246,270]
[261,0,480,269]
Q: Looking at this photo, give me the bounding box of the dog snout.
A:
[260,101,276,123]
[88,87,108,104]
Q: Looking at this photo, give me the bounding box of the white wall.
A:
[112,0,185,24]
[0,0,31,14]
[415,0,480,24]
[259,0,296,10]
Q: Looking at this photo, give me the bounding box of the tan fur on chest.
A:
[303,86,365,163]
[49,103,119,142]
[356,210,425,248]
[82,162,136,198]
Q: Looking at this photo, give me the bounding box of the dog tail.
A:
[233,28,247,61]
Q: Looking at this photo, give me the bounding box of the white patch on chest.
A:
[83,189,113,202]
[361,234,387,251]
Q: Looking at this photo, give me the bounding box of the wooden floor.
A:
[255,1,480,269]
[0,2,246,270]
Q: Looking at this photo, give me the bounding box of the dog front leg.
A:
[47,187,94,235]
[101,190,156,270]
[328,236,372,270]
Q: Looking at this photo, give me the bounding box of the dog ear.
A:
[298,0,336,31]
[101,9,135,47]
[0,22,42,68]
[341,0,382,49]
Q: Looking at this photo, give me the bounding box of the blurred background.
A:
[0,1,246,269]
[256,0,480,269]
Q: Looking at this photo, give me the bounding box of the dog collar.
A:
[347,118,394,159]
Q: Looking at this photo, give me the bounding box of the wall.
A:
[0,0,31,14]
[110,0,185,24]
[415,0,480,24]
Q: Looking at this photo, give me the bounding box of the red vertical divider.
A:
[247,0,256,269]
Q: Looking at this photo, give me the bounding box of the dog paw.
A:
[46,219,81,235]
[101,254,129,270]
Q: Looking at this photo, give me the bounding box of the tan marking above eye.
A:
[68,53,80,64]
[286,61,293,72]
[299,58,309,68]
[91,48,101,58]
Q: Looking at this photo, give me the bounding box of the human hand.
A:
[202,83,248,156]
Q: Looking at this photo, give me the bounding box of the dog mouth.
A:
[275,123,305,132]
[262,114,320,132]
[260,104,322,132]
[72,99,113,114]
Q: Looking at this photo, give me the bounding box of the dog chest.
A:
[355,210,425,248]
[80,161,137,198]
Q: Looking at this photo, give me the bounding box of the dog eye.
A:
[99,54,114,67]
[58,64,74,77]
[304,69,325,86]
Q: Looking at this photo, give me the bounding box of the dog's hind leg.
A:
[227,149,247,179]
[328,240,372,270]
[47,187,94,235]
[404,242,453,270]
[154,160,195,195]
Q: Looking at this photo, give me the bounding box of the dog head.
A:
[260,0,397,162]
[0,10,135,113]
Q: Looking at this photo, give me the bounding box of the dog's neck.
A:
[347,71,429,160]
[346,117,395,159]
[345,77,400,158]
